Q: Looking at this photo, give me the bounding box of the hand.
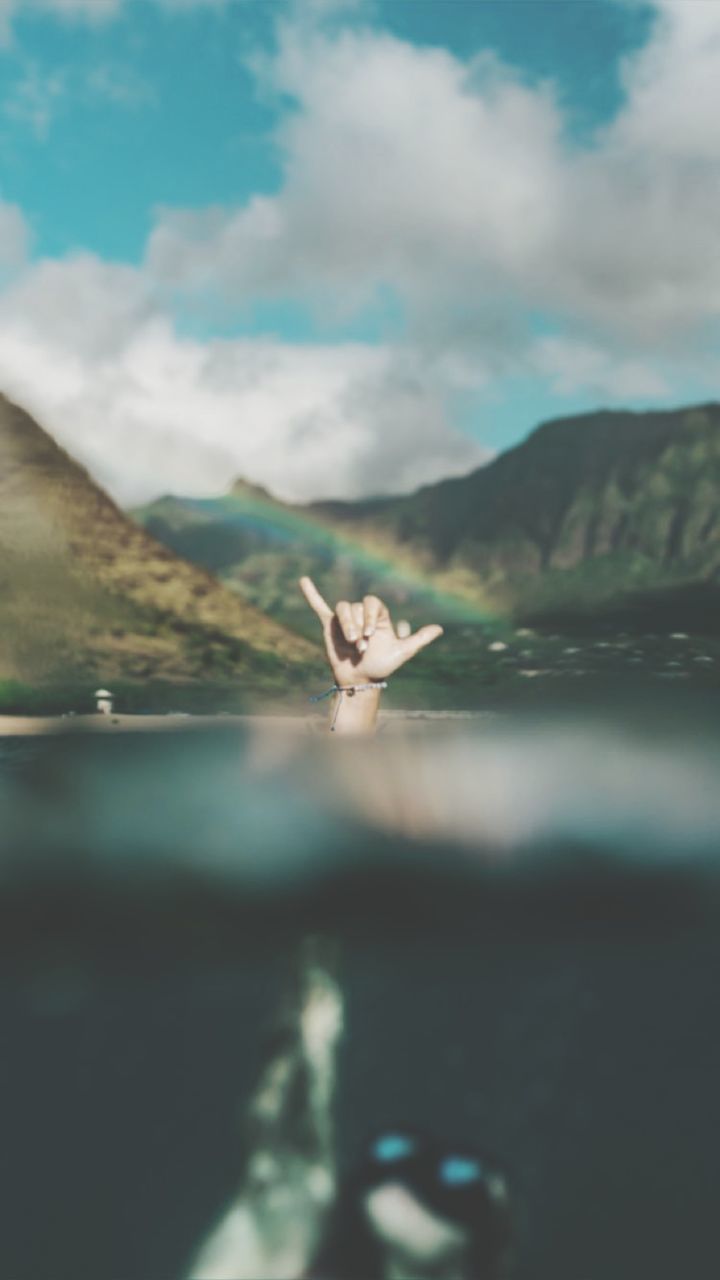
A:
[299,577,443,687]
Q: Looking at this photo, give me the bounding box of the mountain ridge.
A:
[136,403,720,623]
[0,393,317,688]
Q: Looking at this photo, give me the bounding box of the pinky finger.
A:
[400,624,444,660]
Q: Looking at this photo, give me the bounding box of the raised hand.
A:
[300,577,443,690]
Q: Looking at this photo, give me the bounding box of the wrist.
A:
[329,681,385,735]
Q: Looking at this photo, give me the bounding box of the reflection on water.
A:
[3,703,720,883]
[1,697,719,1279]
[186,939,342,1280]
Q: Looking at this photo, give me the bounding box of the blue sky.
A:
[0,0,718,503]
[2,1,653,262]
[1,3,278,260]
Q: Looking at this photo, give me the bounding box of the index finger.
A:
[299,576,333,623]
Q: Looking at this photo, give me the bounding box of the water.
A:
[1,709,719,1279]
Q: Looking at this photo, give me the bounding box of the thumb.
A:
[399,623,444,661]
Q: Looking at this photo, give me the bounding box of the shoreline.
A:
[0,712,306,737]
[0,709,486,737]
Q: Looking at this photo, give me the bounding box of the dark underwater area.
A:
[1,702,719,1280]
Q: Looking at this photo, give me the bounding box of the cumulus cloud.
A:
[1,0,718,506]
[148,1,720,362]
[612,0,720,161]
[149,28,565,324]
[541,0,720,342]
[0,253,486,504]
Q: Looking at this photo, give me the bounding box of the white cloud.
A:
[0,0,238,42]
[1,0,718,507]
[3,59,67,137]
[2,58,154,141]
[0,0,242,25]
[149,26,565,324]
[532,335,669,401]
[85,63,155,108]
[538,0,720,342]
[613,0,720,161]
[0,198,30,267]
[0,0,120,41]
[147,2,720,357]
[0,253,486,505]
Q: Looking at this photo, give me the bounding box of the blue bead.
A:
[438,1156,483,1186]
[372,1134,415,1163]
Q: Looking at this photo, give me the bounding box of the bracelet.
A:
[309,681,388,731]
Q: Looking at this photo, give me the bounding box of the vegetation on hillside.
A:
[4,391,720,712]
[0,394,320,703]
[137,404,720,628]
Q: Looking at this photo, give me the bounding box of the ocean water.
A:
[1,708,719,1280]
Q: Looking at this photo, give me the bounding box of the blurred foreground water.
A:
[1,693,720,1279]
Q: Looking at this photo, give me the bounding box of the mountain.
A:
[135,405,720,627]
[137,480,454,638]
[0,394,317,694]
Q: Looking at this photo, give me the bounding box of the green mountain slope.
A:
[136,404,720,626]
[315,405,720,601]
[0,394,318,695]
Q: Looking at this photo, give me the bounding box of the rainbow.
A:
[179,491,502,626]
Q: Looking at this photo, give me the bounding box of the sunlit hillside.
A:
[0,394,319,706]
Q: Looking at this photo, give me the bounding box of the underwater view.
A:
[2,697,719,1280]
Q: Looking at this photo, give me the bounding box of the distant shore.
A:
[0,709,485,737]
[0,712,304,736]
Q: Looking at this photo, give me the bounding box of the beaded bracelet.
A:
[309,681,388,731]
